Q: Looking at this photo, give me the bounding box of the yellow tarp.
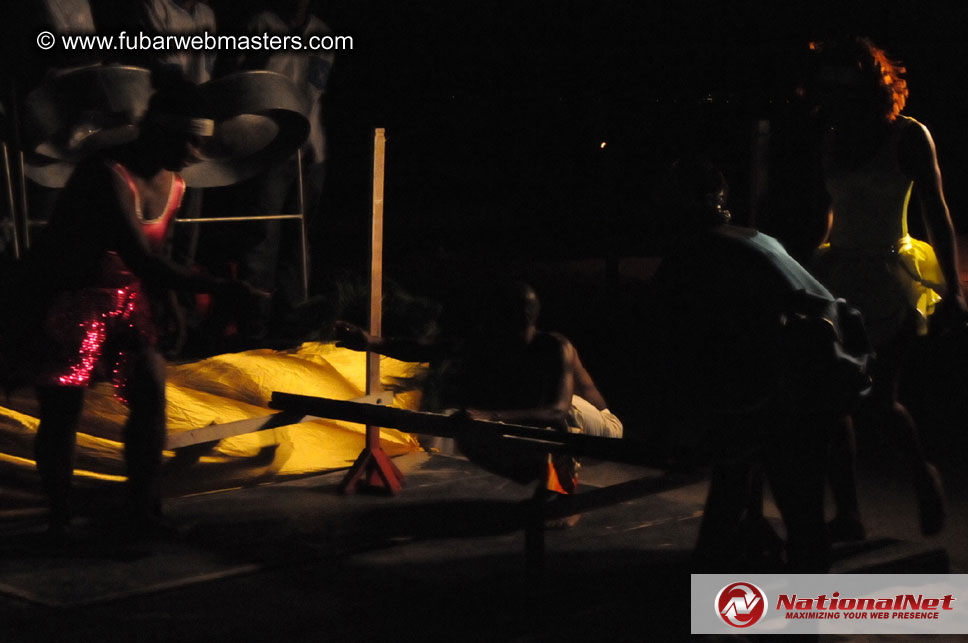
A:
[0,342,423,495]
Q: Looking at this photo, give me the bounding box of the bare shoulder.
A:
[898,114,933,142]
[540,331,576,360]
[897,116,936,153]
[897,116,940,178]
[102,161,139,216]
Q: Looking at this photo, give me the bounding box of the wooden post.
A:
[367,129,384,408]
[339,128,404,494]
[1,143,20,260]
[296,148,310,302]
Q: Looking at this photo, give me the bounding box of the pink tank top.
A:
[106,160,186,251]
[100,161,186,285]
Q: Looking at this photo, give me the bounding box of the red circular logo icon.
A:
[716,582,767,628]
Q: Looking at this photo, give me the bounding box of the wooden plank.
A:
[369,128,385,399]
[166,413,300,450]
[270,392,663,468]
[165,393,393,450]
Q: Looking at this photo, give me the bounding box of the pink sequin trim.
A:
[49,286,152,403]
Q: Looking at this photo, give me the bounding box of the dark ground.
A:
[0,428,961,642]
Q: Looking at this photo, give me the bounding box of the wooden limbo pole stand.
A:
[338,128,405,494]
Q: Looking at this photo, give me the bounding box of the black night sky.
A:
[6,1,968,296]
[281,1,968,276]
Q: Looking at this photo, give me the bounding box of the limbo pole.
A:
[1,142,20,260]
[339,128,404,494]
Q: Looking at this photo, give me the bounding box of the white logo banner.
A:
[692,574,968,635]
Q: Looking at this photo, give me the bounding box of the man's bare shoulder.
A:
[536,331,576,359]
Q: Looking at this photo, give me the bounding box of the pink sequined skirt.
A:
[40,283,157,400]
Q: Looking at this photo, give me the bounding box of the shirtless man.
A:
[335,282,622,490]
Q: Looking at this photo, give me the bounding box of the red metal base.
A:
[339,445,404,495]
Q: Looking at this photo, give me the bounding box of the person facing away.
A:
[806,37,961,539]
[1,68,265,540]
[647,157,871,571]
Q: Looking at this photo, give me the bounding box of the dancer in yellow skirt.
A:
[809,38,967,538]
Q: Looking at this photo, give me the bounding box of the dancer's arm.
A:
[900,122,967,319]
[101,164,261,299]
[334,321,449,363]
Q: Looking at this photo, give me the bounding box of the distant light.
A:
[600,141,607,149]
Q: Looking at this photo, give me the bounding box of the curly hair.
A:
[811,37,909,121]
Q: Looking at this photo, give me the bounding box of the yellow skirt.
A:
[813,235,944,347]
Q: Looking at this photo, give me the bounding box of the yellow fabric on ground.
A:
[0,342,423,495]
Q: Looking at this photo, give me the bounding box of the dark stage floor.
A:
[0,445,958,642]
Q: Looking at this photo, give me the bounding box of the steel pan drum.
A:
[23,65,150,187]
[22,66,309,188]
[182,71,309,188]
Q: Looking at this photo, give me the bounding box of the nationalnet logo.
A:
[694,574,968,634]
[715,583,956,626]
[777,592,955,621]
[716,582,767,628]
